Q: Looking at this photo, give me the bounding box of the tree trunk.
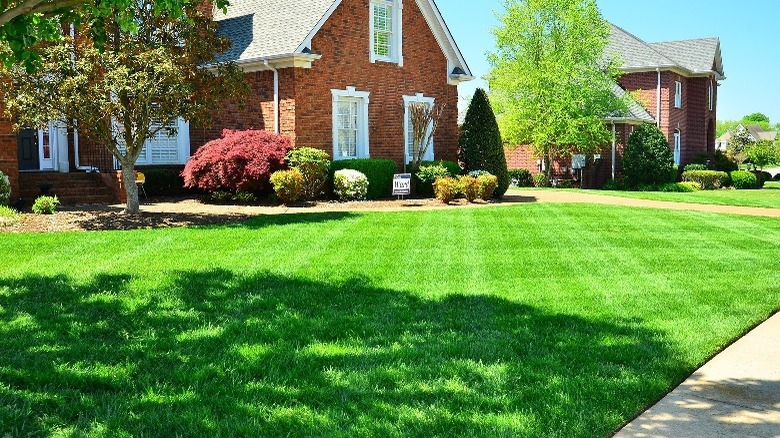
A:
[121,164,140,214]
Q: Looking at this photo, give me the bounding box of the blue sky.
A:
[439,0,780,123]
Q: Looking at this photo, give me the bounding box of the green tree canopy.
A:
[742,112,770,124]
[488,0,626,177]
[1,0,246,213]
[0,0,229,70]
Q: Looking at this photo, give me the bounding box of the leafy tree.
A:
[488,0,626,178]
[0,0,228,70]
[726,127,754,167]
[408,101,445,170]
[1,0,246,213]
[622,123,674,187]
[458,88,509,197]
[744,140,779,183]
[742,112,770,124]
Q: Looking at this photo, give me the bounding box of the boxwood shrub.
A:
[418,160,462,177]
[730,171,758,189]
[329,159,396,200]
[508,169,534,187]
[681,170,729,190]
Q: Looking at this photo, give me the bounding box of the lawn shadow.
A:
[0,269,696,436]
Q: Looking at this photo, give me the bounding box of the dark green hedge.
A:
[139,168,189,197]
[329,159,397,200]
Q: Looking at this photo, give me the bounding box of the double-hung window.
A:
[115,117,191,166]
[673,129,682,165]
[674,81,682,109]
[370,0,402,64]
[332,87,370,160]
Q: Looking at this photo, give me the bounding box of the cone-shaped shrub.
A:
[623,123,675,187]
[458,89,509,197]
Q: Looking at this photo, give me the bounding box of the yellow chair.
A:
[135,171,147,199]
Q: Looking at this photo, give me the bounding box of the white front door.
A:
[38,123,57,170]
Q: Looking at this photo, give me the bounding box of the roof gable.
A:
[606,24,724,79]
[213,0,471,77]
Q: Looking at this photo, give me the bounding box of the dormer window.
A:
[370,0,403,65]
[674,81,682,109]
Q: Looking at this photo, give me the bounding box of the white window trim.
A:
[403,93,435,163]
[708,80,714,111]
[115,117,190,166]
[331,87,370,160]
[674,81,682,109]
[369,0,403,65]
[673,129,682,166]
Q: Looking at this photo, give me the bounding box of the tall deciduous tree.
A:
[1,0,246,213]
[458,88,509,197]
[488,0,625,178]
[726,127,754,167]
[0,0,229,70]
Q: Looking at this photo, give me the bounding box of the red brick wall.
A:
[0,97,19,202]
[619,71,718,167]
[293,0,459,169]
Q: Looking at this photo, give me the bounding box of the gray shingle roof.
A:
[609,84,655,123]
[214,0,337,62]
[607,24,724,77]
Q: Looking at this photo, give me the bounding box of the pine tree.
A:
[458,89,510,197]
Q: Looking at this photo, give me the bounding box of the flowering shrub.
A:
[270,169,304,204]
[0,171,10,206]
[433,176,458,204]
[334,169,369,201]
[458,175,479,202]
[182,129,291,194]
[477,173,499,200]
[287,147,330,200]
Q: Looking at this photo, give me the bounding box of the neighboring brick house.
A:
[506,24,725,188]
[0,0,473,204]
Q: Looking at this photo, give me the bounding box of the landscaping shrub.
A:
[270,169,304,204]
[508,169,534,187]
[659,182,700,193]
[333,169,369,201]
[458,88,510,197]
[477,173,499,200]
[233,191,258,205]
[141,168,188,197]
[681,170,729,190]
[416,163,451,198]
[683,163,708,172]
[602,179,627,191]
[558,180,573,189]
[623,123,675,187]
[532,173,549,187]
[458,175,479,202]
[0,170,10,206]
[287,147,330,201]
[730,171,758,189]
[182,129,291,194]
[433,176,458,204]
[209,191,234,204]
[0,205,20,227]
[419,160,462,177]
[774,173,780,181]
[32,195,59,214]
[692,151,737,173]
[329,159,395,200]
[754,171,772,188]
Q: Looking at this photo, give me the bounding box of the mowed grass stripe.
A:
[0,204,778,437]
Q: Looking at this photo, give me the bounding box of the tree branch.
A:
[0,0,84,26]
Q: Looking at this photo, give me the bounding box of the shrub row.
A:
[681,170,729,190]
[433,173,499,204]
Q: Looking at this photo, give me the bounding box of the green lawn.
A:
[578,181,780,209]
[1,205,778,437]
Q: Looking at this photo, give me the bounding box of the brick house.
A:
[0,0,473,204]
[506,24,725,188]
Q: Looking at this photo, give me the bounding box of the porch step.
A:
[19,172,118,205]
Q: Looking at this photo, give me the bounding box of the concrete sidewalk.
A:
[615,312,780,437]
